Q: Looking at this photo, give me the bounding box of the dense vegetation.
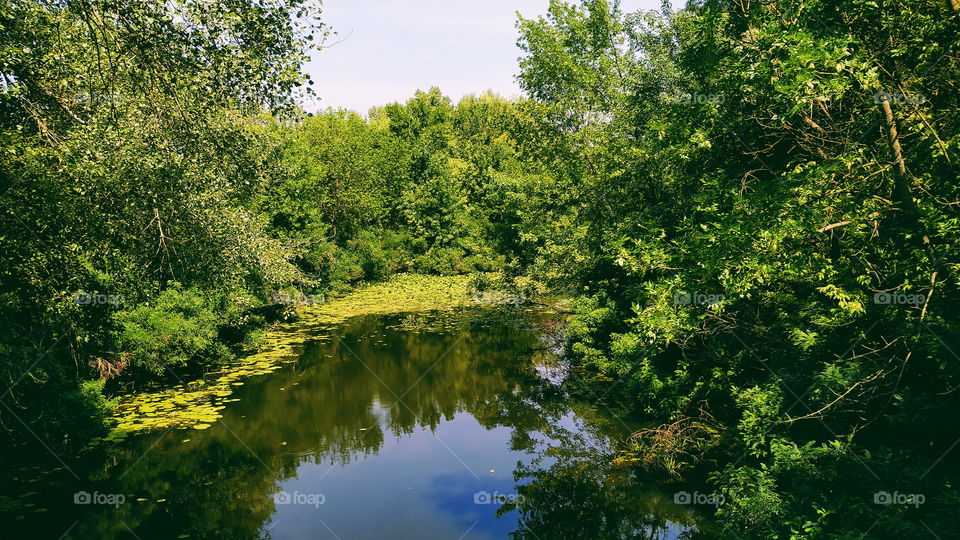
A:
[2,0,959,537]
[0,1,530,450]
[1,0,324,448]
[508,0,960,536]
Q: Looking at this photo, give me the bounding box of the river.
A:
[8,307,709,539]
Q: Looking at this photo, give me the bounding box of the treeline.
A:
[270,88,533,283]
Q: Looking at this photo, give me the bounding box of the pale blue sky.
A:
[302,0,678,113]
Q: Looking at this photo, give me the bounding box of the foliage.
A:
[3,0,960,536]
[512,0,960,536]
[0,0,322,453]
[270,89,533,286]
[113,285,230,376]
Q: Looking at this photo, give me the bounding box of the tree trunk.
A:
[878,95,915,217]
[877,94,939,271]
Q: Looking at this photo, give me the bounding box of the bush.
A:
[113,285,232,377]
[413,246,467,275]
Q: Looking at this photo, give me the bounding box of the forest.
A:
[1,0,959,538]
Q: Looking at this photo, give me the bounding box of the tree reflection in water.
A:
[12,309,709,539]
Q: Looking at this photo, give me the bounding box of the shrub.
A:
[113,284,231,377]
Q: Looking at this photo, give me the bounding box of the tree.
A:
[0,0,323,452]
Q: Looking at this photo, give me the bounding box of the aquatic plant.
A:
[105,274,481,438]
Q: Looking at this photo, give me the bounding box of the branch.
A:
[782,369,887,424]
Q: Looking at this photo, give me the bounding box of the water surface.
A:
[9,309,706,539]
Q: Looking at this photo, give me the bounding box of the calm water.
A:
[8,309,707,539]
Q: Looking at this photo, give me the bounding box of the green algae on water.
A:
[105,274,478,438]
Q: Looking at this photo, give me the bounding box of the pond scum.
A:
[100,274,480,444]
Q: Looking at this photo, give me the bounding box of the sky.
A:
[301,0,679,114]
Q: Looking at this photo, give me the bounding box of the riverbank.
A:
[103,274,482,443]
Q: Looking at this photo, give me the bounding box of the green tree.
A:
[0,0,323,452]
